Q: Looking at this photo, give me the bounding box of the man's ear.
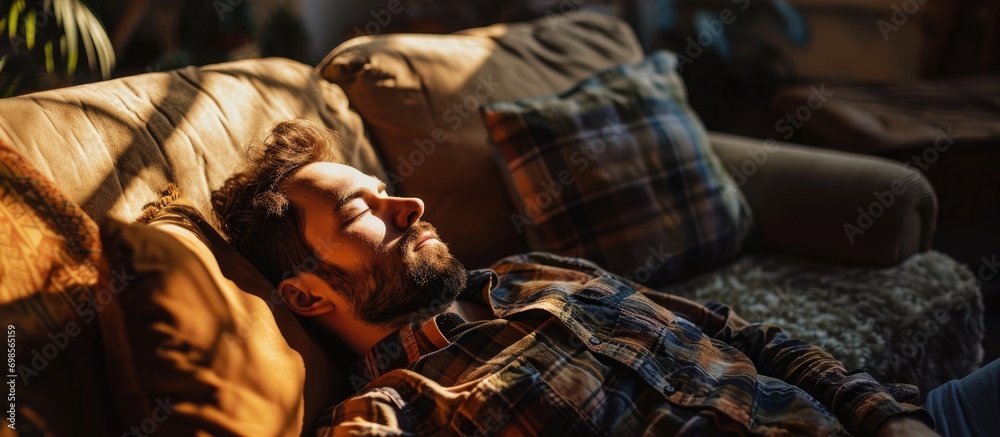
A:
[278,277,336,317]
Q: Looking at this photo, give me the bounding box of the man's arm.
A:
[720,317,932,436]
[491,253,936,436]
[641,290,935,437]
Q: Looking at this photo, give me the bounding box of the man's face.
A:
[283,162,466,326]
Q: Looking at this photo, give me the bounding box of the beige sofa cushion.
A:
[318,11,643,268]
[0,58,385,230]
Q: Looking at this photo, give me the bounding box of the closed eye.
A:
[336,177,387,225]
[347,208,370,223]
[341,199,370,223]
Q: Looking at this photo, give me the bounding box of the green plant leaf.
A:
[76,8,97,76]
[3,0,117,90]
[44,40,54,73]
[25,8,35,49]
[90,17,115,78]
[8,0,25,38]
[74,1,114,78]
[2,73,23,98]
[52,0,62,28]
[55,0,79,75]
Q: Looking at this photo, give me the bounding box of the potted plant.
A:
[0,0,114,96]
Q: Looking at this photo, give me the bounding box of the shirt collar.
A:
[350,269,498,389]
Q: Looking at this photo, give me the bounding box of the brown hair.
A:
[212,119,346,286]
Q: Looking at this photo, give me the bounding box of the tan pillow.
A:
[98,203,353,436]
[317,11,643,268]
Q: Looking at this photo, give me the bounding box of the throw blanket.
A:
[661,250,984,397]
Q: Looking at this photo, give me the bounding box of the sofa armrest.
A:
[708,132,938,266]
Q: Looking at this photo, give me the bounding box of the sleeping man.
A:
[212,119,994,436]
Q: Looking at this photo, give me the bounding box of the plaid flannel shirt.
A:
[317,253,930,436]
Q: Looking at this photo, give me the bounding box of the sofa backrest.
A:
[0,57,386,228]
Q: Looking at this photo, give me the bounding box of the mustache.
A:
[397,221,439,252]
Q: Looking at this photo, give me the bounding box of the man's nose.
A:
[389,196,425,230]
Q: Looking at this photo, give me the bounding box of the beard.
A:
[317,221,467,328]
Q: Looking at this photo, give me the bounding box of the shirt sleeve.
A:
[493,253,934,436]
[660,296,934,437]
[317,388,415,437]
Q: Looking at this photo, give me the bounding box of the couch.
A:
[0,11,983,437]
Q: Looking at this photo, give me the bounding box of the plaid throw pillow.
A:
[482,51,754,287]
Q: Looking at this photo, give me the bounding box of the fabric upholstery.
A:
[317,11,644,269]
[707,132,937,266]
[0,58,386,232]
[770,80,998,272]
[0,140,117,434]
[97,204,353,436]
[770,79,1000,154]
[482,51,754,287]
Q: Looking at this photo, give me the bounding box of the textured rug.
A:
[659,250,985,397]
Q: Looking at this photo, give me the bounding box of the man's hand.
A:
[875,417,938,437]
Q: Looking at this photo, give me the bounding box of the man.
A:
[212,119,950,436]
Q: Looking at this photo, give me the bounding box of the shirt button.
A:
[588,337,601,345]
[663,383,675,395]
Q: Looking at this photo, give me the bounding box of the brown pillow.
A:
[317,11,643,268]
[98,202,353,436]
[0,140,118,434]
